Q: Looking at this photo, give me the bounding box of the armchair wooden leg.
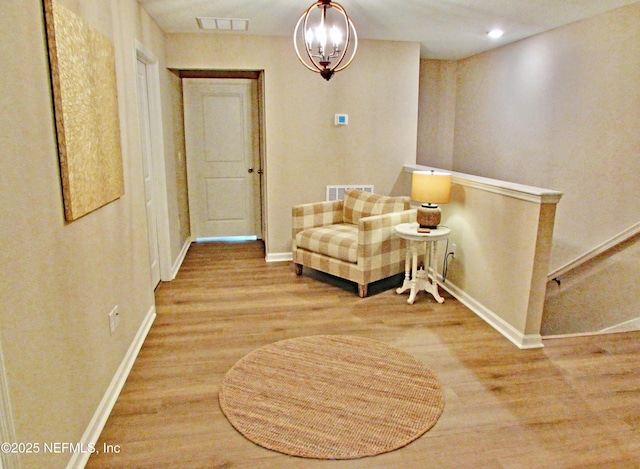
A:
[294,263,303,275]
[358,284,368,298]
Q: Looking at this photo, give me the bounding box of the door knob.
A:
[248,167,254,173]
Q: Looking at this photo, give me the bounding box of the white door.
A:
[183,78,262,240]
[136,58,161,287]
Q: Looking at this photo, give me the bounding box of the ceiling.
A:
[138,0,638,60]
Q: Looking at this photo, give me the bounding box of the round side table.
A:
[394,223,451,305]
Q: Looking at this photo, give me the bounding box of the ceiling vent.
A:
[196,17,249,31]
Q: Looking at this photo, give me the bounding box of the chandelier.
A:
[293,0,358,81]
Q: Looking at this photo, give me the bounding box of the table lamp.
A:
[411,170,452,229]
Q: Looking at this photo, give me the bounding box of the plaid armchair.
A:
[292,189,415,297]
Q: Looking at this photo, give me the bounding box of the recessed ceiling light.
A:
[196,17,249,31]
[487,29,504,39]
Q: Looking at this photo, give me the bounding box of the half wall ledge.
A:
[404,165,563,204]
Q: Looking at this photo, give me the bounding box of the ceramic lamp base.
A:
[417,204,441,229]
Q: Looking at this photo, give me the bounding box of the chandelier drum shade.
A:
[293,0,358,81]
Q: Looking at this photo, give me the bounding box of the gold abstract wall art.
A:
[43,0,124,221]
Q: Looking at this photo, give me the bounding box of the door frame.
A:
[135,41,172,282]
[180,71,266,247]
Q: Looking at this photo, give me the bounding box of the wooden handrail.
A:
[547,221,640,281]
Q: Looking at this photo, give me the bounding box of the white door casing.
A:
[135,41,173,282]
[183,78,262,240]
[136,58,161,287]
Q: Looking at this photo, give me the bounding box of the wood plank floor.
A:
[87,241,640,468]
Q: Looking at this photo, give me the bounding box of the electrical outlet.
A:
[450,243,457,258]
[108,306,120,335]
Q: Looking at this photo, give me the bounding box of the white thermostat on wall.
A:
[334,114,348,125]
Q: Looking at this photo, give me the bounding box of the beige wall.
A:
[543,234,640,335]
[443,185,557,346]
[445,188,541,332]
[0,0,169,467]
[451,3,640,271]
[417,59,457,170]
[165,34,421,255]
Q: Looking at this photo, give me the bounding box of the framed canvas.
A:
[43,0,124,221]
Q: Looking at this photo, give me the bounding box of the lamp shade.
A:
[411,171,452,204]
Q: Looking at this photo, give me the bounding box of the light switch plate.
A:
[335,114,348,125]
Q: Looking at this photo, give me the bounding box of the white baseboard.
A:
[437,277,543,349]
[66,306,156,469]
[265,252,293,263]
[0,336,18,469]
[170,238,191,279]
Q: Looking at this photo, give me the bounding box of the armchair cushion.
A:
[295,223,358,263]
[343,189,410,225]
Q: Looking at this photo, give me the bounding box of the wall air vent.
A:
[326,185,374,201]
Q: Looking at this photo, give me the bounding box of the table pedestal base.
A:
[396,240,445,305]
[396,268,444,305]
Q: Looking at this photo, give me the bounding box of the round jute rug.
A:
[218,335,445,459]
